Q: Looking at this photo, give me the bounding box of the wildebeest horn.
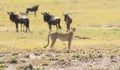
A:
[7,11,12,15]
[7,12,9,14]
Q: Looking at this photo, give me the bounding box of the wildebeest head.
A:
[41,12,52,22]
[63,13,72,23]
[63,13,69,21]
[63,13,72,32]
[7,12,18,22]
[34,5,39,10]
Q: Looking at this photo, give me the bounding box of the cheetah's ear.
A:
[71,27,75,30]
[71,27,76,32]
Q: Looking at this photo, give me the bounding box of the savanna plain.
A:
[0,0,120,70]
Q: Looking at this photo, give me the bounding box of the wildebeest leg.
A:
[21,24,22,32]
[25,27,29,33]
[25,27,27,32]
[23,25,24,32]
[26,27,30,32]
[49,25,52,32]
[58,19,61,29]
[28,28,30,32]
[56,24,58,31]
[25,19,30,33]
[25,25,29,33]
[15,23,18,32]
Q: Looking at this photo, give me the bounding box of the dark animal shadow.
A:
[75,35,90,39]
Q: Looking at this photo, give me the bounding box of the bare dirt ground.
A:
[0,49,120,70]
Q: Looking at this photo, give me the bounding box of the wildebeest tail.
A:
[58,24,62,29]
[44,34,50,48]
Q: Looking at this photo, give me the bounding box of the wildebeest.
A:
[63,14,72,32]
[26,5,39,17]
[41,12,62,32]
[7,12,30,32]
